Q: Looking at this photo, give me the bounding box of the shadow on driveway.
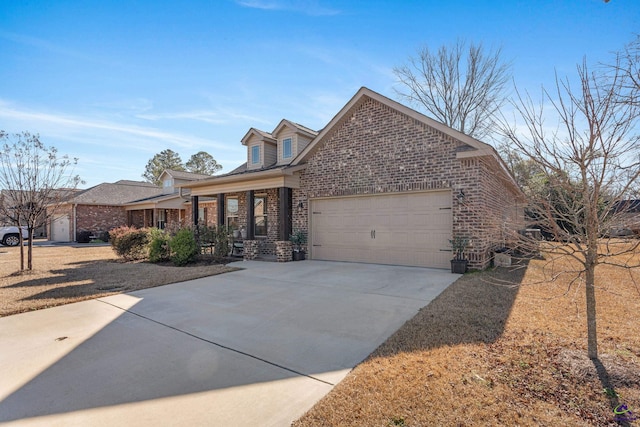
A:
[0,260,458,425]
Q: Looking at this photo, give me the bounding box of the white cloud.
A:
[0,31,114,66]
[136,107,271,126]
[235,0,340,16]
[0,100,232,152]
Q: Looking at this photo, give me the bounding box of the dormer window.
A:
[163,178,173,188]
[282,138,292,159]
[251,145,260,165]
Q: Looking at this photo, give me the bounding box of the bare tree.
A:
[394,39,511,139]
[0,132,82,271]
[620,34,640,92]
[498,56,640,359]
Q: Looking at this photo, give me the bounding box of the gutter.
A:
[73,203,77,242]
[179,164,308,190]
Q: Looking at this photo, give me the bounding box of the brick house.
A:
[182,87,526,269]
[47,171,216,242]
[1,188,80,237]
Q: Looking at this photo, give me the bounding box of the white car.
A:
[0,226,29,246]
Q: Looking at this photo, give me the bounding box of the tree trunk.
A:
[585,262,598,359]
[27,229,33,270]
[19,230,25,271]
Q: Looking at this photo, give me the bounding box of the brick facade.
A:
[76,205,128,238]
[220,189,281,256]
[294,97,524,269]
[181,89,524,270]
[49,204,200,242]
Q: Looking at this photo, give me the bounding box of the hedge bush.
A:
[148,228,171,263]
[109,226,149,261]
[169,228,198,266]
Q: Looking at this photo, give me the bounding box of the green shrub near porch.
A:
[169,228,198,266]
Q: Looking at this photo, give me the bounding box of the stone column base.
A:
[243,240,259,261]
[275,241,293,262]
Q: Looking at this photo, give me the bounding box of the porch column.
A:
[246,190,255,240]
[191,196,199,226]
[217,193,225,226]
[278,187,292,241]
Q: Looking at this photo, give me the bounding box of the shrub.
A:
[97,231,110,242]
[169,228,198,266]
[214,225,233,259]
[199,223,216,249]
[148,228,171,263]
[109,226,149,261]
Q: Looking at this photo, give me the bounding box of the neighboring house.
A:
[1,188,80,237]
[125,170,215,230]
[47,171,216,242]
[48,180,161,242]
[181,87,526,269]
[609,200,640,236]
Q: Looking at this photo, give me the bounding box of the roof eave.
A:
[178,164,306,189]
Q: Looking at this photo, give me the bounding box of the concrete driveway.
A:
[0,260,457,427]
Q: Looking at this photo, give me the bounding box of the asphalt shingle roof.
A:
[69,181,162,205]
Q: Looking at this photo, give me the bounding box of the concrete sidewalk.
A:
[0,260,457,426]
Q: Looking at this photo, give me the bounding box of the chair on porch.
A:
[231,240,244,257]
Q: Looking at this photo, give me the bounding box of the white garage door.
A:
[51,215,70,242]
[310,191,452,269]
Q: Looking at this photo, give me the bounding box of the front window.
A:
[254,195,267,237]
[157,209,166,229]
[282,138,292,159]
[251,145,260,165]
[226,198,239,229]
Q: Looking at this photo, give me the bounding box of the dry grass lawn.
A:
[0,244,238,317]
[294,249,640,426]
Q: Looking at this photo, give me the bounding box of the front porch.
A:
[181,165,308,263]
[190,188,302,263]
[126,197,216,231]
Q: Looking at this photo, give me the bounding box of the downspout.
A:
[179,187,191,200]
[73,204,77,242]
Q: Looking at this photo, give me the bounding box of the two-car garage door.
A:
[310,190,452,269]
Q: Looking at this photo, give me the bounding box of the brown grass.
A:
[0,244,238,317]
[294,253,640,426]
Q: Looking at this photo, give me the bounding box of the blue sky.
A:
[1,0,638,188]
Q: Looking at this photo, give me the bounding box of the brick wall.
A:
[76,204,128,238]
[221,189,280,255]
[296,96,523,269]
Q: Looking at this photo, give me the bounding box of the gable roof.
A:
[159,169,212,181]
[293,87,498,165]
[272,119,318,139]
[179,87,524,198]
[291,86,521,195]
[67,181,162,206]
[241,127,277,145]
